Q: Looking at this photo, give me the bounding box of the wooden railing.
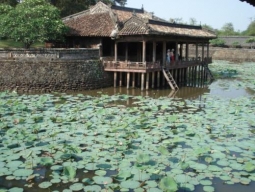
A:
[103,57,212,71]
[103,61,161,70]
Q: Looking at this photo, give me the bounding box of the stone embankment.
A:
[0,48,113,93]
[189,47,255,63]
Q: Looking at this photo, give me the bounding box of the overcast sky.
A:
[126,0,255,31]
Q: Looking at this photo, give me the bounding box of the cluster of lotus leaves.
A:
[0,61,254,191]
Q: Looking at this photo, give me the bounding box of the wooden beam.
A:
[141,73,145,91]
[114,72,117,87]
[127,72,130,89]
[114,42,118,61]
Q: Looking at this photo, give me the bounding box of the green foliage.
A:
[0,0,18,7]
[246,37,255,48]
[0,0,68,48]
[243,21,255,36]
[218,22,240,36]
[0,39,44,48]
[232,41,241,48]
[209,38,225,47]
[51,0,127,17]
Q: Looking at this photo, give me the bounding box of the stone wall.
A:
[0,59,113,93]
[0,48,99,60]
[189,47,255,62]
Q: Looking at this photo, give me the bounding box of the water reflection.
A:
[65,78,253,100]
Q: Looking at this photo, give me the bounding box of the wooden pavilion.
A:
[63,2,216,90]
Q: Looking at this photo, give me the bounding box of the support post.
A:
[114,72,117,87]
[141,73,145,91]
[152,72,155,88]
[146,72,149,90]
[175,42,178,61]
[196,42,198,60]
[142,40,146,63]
[125,43,128,61]
[207,43,210,62]
[163,41,166,67]
[114,42,118,61]
[185,43,189,61]
[119,72,122,87]
[157,71,160,88]
[202,42,205,62]
[132,72,135,88]
[153,41,156,62]
[127,72,130,89]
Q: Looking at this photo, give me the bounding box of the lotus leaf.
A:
[203,186,215,192]
[93,176,113,185]
[13,169,33,177]
[121,180,140,189]
[159,176,178,192]
[39,157,53,166]
[244,162,255,172]
[69,183,84,191]
[83,185,102,192]
[38,181,52,189]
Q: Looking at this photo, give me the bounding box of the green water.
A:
[0,61,255,192]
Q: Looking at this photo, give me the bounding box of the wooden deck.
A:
[103,57,212,72]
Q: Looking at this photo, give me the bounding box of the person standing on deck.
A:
[170,49,175,62]
[166,49,171,67]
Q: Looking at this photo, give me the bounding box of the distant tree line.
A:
[0,0,127,17]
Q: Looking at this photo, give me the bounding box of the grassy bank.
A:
[0,38,44,48]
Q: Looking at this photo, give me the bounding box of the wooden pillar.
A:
[175,42,179,61]
[202,42,205,62]
[127,72,130,89]
[163,41,166,67]
[137,73,141,86]
[152,72,155,88]
[196,42,198,60]
[157,71,160,88]
[132,73,135,88]
[114,72,117,87]
[153,41,156,62]
[180,43,183,60]
[142,40,146,63]
[207,43,210,62]
[185,43,189,61]
[125,43,128,61]
[119,72,122,86]
[114,42,118,61]
[141,73,145,91]
[146,72,149,90]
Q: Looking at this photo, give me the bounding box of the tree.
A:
[202,24,216,33]
[49,0,127,17]
[189,18,197,25]
[0,0,19,7]
[169,17,184,24]
[218,22,239,36]
[246,37,255,48]
[0,0,68,48]
[243,21,255,36]
[209,38,225,47]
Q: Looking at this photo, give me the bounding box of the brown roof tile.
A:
[63,2,216,39]
[119,16,149,35]
[64,12,115,37]
[148,24,216,38]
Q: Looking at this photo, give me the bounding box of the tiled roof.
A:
[118,16,149,35]
[63,1,216,39]
[148,23,216,38]
[64,12,115,37]
[240,0,255,6]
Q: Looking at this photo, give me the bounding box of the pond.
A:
[0,61,255,192]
